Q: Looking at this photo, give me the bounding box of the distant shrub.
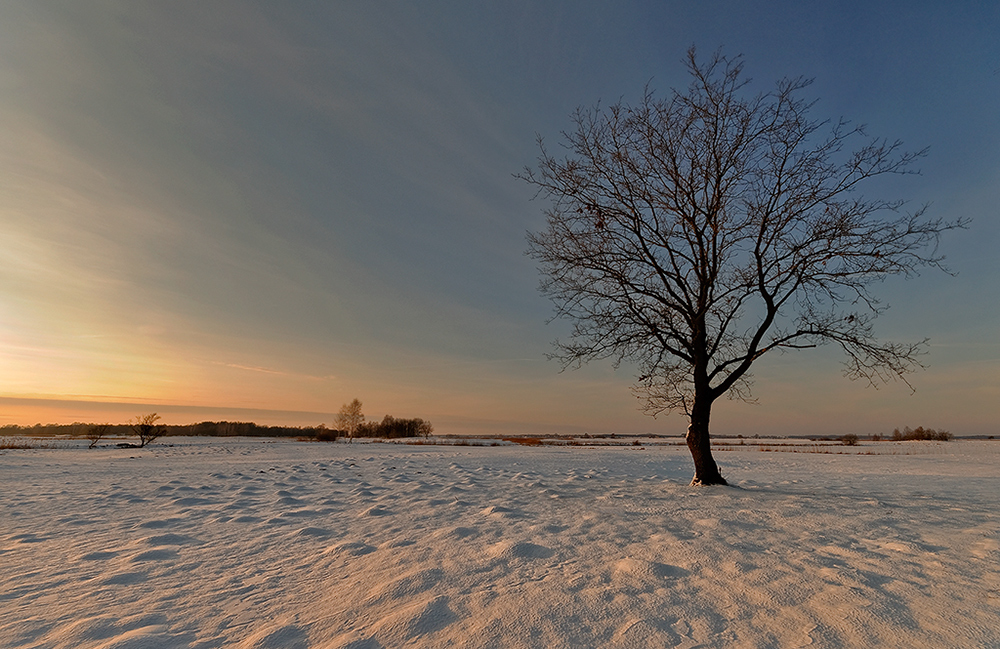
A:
[840,434,859,446]
[890,426,952,441]
[315,425,339,442]
[130,413,165,448]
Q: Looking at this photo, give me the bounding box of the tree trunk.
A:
[685,396,727,486]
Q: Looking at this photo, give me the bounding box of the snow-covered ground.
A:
[2,437,998,648]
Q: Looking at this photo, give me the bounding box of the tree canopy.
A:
[522,48,963,485]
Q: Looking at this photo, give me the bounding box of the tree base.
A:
[690,475,729,486]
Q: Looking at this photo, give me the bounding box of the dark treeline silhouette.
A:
[354,415,433,440]
[1,417,433,441]
[880,426,952,442]
[1,421,327,439]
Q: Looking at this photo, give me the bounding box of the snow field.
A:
[1,438,998,648]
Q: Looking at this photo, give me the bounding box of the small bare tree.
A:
[522,48,964,485]
[335,399,364,443]
[86,423,111,449]
[130,413,164,448]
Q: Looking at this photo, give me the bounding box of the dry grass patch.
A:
[0,437,60,450]
[503,437,544,446]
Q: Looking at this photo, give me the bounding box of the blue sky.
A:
[1,1,998,435]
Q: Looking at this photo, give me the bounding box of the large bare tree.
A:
[522,49,963,485]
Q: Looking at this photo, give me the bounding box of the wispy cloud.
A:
[215,362,336,382]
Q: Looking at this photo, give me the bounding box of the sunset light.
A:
[1,2,996,436]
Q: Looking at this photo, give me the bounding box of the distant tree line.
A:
[327,398,433,442]
[356,415,433,439]
[2,408,433,444]
[878,426,952,442]
[0,420,329,440]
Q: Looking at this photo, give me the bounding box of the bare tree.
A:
[130,413,164,448]
[86,423,111,449]
[335,399,365,443]
[522,48,964,485]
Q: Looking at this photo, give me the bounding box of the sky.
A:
[1,1,998,436]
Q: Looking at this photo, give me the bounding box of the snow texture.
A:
[2,438,998,648]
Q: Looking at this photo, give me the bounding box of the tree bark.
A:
[685,396,727,486]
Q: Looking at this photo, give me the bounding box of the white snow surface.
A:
[2,437,998,648]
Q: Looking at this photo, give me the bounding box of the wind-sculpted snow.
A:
[1,438,998,647]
